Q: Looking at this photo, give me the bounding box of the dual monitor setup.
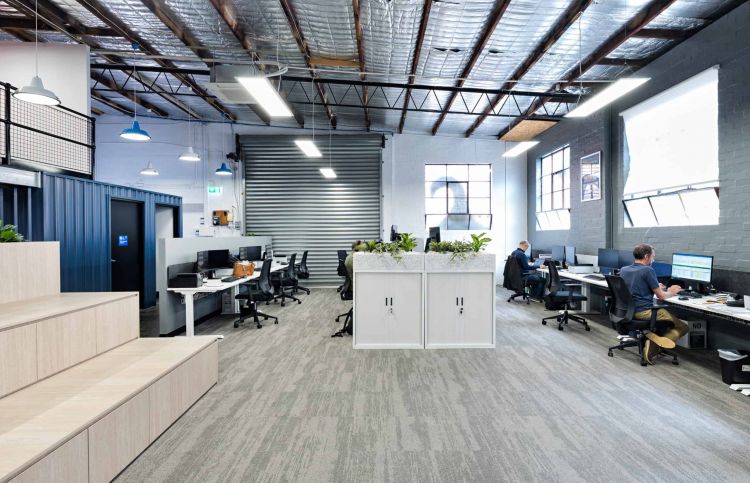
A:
[536,244,715,292]
[196,246,266,272]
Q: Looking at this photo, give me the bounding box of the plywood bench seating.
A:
[0,292,140,398]
[0,336,218,483]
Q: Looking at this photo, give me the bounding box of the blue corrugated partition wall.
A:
[40,173,182,307]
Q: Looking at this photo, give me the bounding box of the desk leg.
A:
[184,293,195,337]
[231,285,241,314]
[581,283,590,313]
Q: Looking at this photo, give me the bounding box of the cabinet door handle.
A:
[461,297,464,306]
[390,297,393,306]
[385,297,388,306]
[456,297,459,306]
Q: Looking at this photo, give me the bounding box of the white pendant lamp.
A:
[13,0,60,106]
[140,162,159,176]
[179,104,200,161]
[120,45,151,141]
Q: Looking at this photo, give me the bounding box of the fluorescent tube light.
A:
[566,78,650,118]
[236,76,293,117]
[319,167,337,179]
[503,141,539,158]
[295,139,322,158]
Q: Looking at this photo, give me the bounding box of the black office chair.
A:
[272,253,302,306]
[336,250,348,292]
[294,250,311,295]
[542,262,589,331]
[332,271,353,337]
[503,256,529,304]
[605,275,679,366]
[234,260,278,329]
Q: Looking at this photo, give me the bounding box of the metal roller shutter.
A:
[241,134,382,286]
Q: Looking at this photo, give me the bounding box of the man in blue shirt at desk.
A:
[619,243,688,364]
[511,241,545,300]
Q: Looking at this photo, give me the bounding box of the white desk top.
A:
[167,263,287,295]
[540,267,750,323]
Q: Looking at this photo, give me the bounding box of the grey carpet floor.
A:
[117,288,750,483]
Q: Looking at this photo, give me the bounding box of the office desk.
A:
[168,263,287,336]
[538,267,750,325]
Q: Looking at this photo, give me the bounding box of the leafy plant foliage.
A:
[0,220,24,243]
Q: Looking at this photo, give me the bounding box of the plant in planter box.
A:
[361,233,418,261]
[430,232,492,262]
[0,220,24,242]
[470,232,492,253]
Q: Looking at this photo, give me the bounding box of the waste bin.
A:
[717,350,750,384]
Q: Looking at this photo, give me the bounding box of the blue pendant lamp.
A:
[215,162,232,176]
[120,44,150,142]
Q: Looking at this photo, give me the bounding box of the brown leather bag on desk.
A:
[233,261,254,278]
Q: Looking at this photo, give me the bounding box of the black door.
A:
[111,199,144,305]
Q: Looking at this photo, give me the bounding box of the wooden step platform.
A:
[0,336,218,483]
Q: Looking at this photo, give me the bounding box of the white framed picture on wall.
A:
[581,152,601,202]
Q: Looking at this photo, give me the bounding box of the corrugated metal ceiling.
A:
[0,0,739,136]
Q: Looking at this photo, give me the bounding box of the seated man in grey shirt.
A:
[619,243,688,364]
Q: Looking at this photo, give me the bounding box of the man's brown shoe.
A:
[645,332,676,349]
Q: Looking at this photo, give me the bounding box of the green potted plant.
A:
[354,233,423,271]
[0,220,24,242]
[426,232,494,271]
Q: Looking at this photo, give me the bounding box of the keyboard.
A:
[584,274,605,281]
[681,291,703,299]
[221,276,241,283]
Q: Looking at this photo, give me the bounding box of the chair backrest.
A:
[297,250,310,278]
[546,261,563,294]
[604,275,635,328]
[285,253,297,279]
[340,270,353,301]
[257,259,274,295]
[337,250,347,277]
[502,255,524,292]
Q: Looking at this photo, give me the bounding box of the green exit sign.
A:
[208,186,222,195]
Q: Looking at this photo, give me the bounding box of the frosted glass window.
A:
[624,198,658,227]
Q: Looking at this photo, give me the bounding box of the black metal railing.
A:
[1,82,95,177]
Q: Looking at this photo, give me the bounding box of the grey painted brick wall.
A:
[526,2,750,285]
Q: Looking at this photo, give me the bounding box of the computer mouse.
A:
[678,296,690,301]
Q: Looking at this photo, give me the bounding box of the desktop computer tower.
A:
[677,318,707,349]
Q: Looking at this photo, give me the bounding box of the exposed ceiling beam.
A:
[0,15,116,35]
[497,0,678,140]
[5,0,192,119]
[351,0,370,130]
[140,0,280,126]
[597,57,648,68]
[464,0,593,138]
[310,57,359,68]
[90,72,169,117]
[278,0,336,128]
[207,0,304,127]
[90,106,104,116]
[398,0,431,134]
[75,0,235,120]
[91,92,134,116]
[1,26,35,41]
[431,0,512,135]
[633,27,691,39]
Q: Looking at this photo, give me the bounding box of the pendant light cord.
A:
[132,45,138,121]
[34,0,38,76]
[311,77,315,143]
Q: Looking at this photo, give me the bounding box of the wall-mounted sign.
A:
[118,235,128,247]
[581,151,602,202]
[208,186,222,195]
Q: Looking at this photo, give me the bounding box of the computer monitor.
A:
[565,246,576,265]
[197,249,231,271]
[597,248,619,273]
[551,245,565,264]
[652,262,672,278]
[429,226,441,243]
[524,242,532,259]
[239,245,262,261]
[618,249,635,268]
[671,253,713,284]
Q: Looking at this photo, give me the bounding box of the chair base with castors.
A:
[235,301,278,330]
[332,308,352,337]
[542,306,590,331]
[507,291,530,304]
[294,285,311,295]
[607,332,679,366]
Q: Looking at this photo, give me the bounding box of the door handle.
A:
[461,297,464,306]
[456,297,459,306]
[390,297,393,306]
[385,297,388,306]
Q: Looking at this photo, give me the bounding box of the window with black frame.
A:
[424,164,492,230]
[535,146,571,230]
